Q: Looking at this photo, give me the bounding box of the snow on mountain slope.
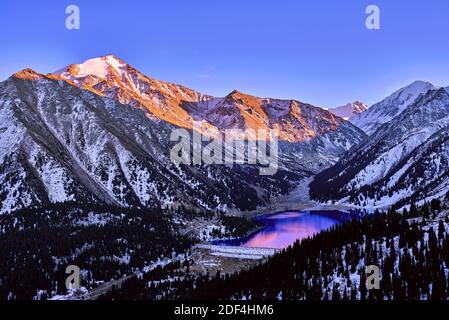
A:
[278,121,367,176]
[52,55,352,143]
[328,101,368,120]
[55,55,124,78]
[0,70,309,213]
[53,55,216,132]
[0,56,368,214]
[382,126,449,207]
[310,87,449,208]
[350,81,436,135]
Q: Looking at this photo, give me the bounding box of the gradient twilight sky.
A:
[0,0,448,107]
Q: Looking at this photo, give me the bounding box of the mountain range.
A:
[0,55,365,214]
[54,55,351,143]
[1,54,448,214]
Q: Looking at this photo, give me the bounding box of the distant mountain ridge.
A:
[328,101,368,120]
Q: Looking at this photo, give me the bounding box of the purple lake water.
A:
[214,211,345,249]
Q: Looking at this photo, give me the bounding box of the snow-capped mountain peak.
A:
[52,55,219,131]
[350,80,437,135]
[387,80,435,105]
[328,101,368,120]
[55,54,127,79]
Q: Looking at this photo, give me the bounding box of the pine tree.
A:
[359,268,367,300]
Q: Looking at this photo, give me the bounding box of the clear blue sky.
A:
[1,0,448,107]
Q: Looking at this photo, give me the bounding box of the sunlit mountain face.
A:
[52,54,350,142]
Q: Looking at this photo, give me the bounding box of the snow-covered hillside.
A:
[310,87,449,208]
